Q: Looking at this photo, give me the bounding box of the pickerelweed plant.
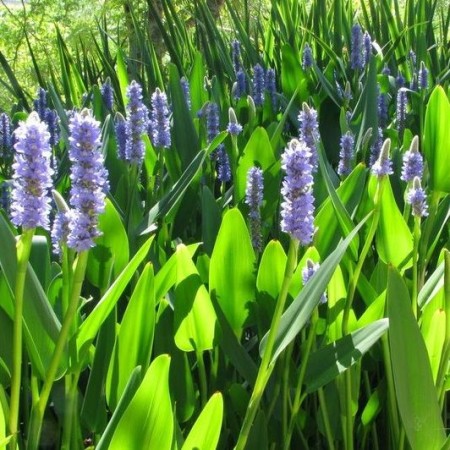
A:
[0,3,449,449]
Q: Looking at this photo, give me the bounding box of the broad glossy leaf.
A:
[209,209,256,338]
[77,235,154,359]
[422,309,445,383]
[106,264,155,409]
[174,244,217,352]
[109,355,173,450]
[387,267,446,450]
[369,175,413,268]
[256,240,287,300]
[96,367,143,450]
[116,48,129,108]
[304,319,388,393]
[260,215,369,363]
[419,261,444,308]
[181,393,223,450]
[86,198,129,290]
[424,86,450,193]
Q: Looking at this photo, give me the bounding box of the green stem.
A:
[235,239,299,450]
[9,228,35,450]
[61,373,80,450]
[157,146,165,198]
[318,386,335,450]
[281,347,293,438]
[27,251,89,450]
[284,309,319,450]
[411,217,421,318]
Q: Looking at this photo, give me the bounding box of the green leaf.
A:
[422,309,445,383]
[116,48,129,109]
[181,393,223,450]
[370,175,413,268]
[424,86,450,193]
[261,215,370,363]
[209,209,256,338]
[96,367,143,450]
[86,198,129,290]
[304,319,388,393]
[387,267,446,450]
[109,355,173,450]
[76,235,154,360]
[29,235,51,292]
[0,214,63,379]
[419,261,444,309]
[106,264,155,410]
[174,245,217,352]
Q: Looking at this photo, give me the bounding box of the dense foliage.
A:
[0,0,450,449]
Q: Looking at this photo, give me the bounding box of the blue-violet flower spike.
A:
[11,112,53,229]
[298,103,319,172]
[252,64,265,107]
[101,78,114,110]
[401,136,423,182]
[371,138,393,177]
[150,88,171,149]
[302,43,313,70]
[406,177,428,217]
[350,24,364,70]
[115,113,127,161]
[245,166,264,252]
[67,109,109,252]
[338,131,355,177]
[280,138,315,245]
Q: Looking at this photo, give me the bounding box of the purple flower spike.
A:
[125,80,149,165]
[377,86,389,128]
[363,31,372,66]
[406,177,428,217]
[115,113,127,160]
[338,131,355,177]
[67,110,108,252]
[45,109,60,148]
[0,112,12,157]
[233,69,247,99]
[101,78,114,111]
[396,73,405,88]
[302,43,313,70]
[418,61,428,90]
[245,166,264,252]
[150,88,171,149]
[298,103,319,172]
[206,102,220,144]
[369,127,383,167]
[401,136,423,182]
[52,211,71,256]
[396,88,407,137]
[11,112,53,230]
[371,138,393,177]
[180,77,192,110]
[280,139,315,246]
[34,87,47,120]
[217,146,231,183]
[302,259,327,304]
[231,39,242,74]
[351,24,364,70]
[252,64,265,107]
[265,68,277,109]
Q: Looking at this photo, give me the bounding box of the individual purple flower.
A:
[180,77,192,110]
[382,64,391,76]
[10,112,53,229]
[418,61,428,90]
[338,131,355,176]
[396,88,407,137]
[302,259,327,304]
[233,69,247,99]
[125,81,148,164]
[252,64,265,107]
[44,109,60,148]
[206,102,220,144]
[401,136,423,182]
[298,103,319,171]
[100,78,114,110]
[371,138,393,177]
[363,31,372,66]
[67,110,108,252]
[0,112,12,157]
[302,43,313,70]
[409,50,417,68]
[245,166,264,251]
[406,177,428,217]
[369,127,383,167]
[227,107,243,136]
[150,88,171,149]
[350,24,364,70]
[231,39,242,74]
[33,87,47,120]
[265,68,277,109]
[115,113,127,160]
[280,138,315,245]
